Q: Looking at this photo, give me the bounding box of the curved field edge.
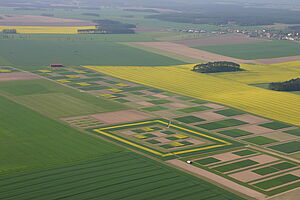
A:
[85,65,300,126]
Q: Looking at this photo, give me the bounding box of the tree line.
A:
[146,6,300,26]
[79,20,136,34]
[192,61,243,73]
[269,78,300,91]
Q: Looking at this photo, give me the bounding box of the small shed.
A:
[50,63,64,68]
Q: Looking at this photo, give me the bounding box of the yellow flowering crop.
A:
[0,69,12,73]
[86,65,300,126]
[0,26,96,34]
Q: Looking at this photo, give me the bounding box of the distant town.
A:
[176,28,300,41]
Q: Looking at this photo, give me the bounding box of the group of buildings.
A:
[175,27,300,41]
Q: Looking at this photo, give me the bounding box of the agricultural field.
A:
[0,152,245,200]
[86,65,300,126]
[0,63,299,199]
[1,5,300,199]
[179,147,300,196]
[194,40,300,60]
[0,75,126,118]
[209,62,300,84]
[0,37,186,66]
[0,94,125,176]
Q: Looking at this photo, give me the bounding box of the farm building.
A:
[50,63,64,68]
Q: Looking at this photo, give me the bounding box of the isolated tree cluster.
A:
[192,61,243,73]
[269,78,300,91]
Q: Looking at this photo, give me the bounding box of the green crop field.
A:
[0,152,245,200]
[195,157,220,165]
[177,105,211,113]
[0,79,127,118]
[0,95,125,175]
[269,141,300,154]
[174,116,205,123]
[196,119,248,130]
[194,41,300,60]
[232,150,256,156]
[259,121,292,130]
[0,38,186,66]
[219,129,253,138]
[215,109,246,117]
[253,174,300,190]
[243,136,278,145]
[213,159,258,173]
[285,128,300,136]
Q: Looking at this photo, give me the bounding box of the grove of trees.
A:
[192,61,243,73]
[269,78,300,91]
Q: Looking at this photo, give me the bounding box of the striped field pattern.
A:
[0,152,244,200]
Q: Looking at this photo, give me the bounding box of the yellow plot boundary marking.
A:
[93,120,232,157]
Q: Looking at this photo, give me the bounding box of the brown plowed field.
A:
[0,14,95,26]
[136,42,250,63]
[172,34,271,47]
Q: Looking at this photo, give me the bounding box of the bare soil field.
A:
[255,55,300,64]
[0,14,95,26]
[0,72,40,82]
[136,42,250,63]
[173,34,271,47]
[90,110,153,124]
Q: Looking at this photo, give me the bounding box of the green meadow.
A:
[194,40,300,60]
[0,95,125,176]
[0,38,186,66]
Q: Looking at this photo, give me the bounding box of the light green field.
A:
[0,79,127,118]
[0,95,125,175]
[0,56,11,65]
[194,41,300,60]
[0,38,186,66]
[17,93,110,118]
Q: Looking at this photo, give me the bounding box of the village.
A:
[175,27,300,41]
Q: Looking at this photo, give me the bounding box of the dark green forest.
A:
[146,5,300,26]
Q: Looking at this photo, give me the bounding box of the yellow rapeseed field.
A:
[0,26,95,34]
[210,62,300,84]
[86,64,300,126]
